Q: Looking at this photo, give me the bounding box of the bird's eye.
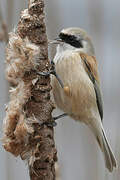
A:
[59,33,83,48]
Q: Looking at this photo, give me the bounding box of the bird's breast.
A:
[52,51,97,122]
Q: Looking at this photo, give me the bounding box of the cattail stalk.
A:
[3,0,57,179]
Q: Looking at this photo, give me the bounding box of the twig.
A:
[3,0,57,179]
[0,5,8,43]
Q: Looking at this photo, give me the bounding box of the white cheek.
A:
[53,43,77,64]
[53,45,62,64]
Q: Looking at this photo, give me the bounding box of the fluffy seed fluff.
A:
[3,81,32,154]
[3,81,31,136]
[6,32,40,85]
[3,32,40,156]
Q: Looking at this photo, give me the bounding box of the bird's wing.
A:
[80,52,103,121]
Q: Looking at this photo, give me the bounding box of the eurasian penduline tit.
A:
[51,27,117,172]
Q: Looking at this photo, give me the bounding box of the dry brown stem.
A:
[3,0,57,179]
[0,5,9,43]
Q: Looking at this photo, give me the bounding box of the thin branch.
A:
[0,4,8,43]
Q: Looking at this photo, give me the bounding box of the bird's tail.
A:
[90,122,117,172]
[101,128,117,172]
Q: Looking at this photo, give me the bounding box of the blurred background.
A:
[0,0,120,179]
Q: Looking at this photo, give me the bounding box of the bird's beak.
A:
[48,38,63,45]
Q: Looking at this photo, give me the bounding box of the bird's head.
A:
[52,27,95,56]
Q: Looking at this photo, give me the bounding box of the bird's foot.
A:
[37,61,64,88]
[43,120,57,127]
[43,113,68,127]
[53,113,68,120]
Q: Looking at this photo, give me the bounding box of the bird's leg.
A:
[37,60,64,88]
[53,113,68,120]
[42,120,57,127]
[41,113,68,127]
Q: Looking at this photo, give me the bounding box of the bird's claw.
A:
[37,62,64,88]
[53,113,68,121]
[43,113,68,127]
[37,71,50,77]
[43,120,57,127]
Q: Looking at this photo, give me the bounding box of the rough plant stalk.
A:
[0,4,8,42]
[3,0,57,179]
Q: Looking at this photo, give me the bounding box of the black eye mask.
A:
[59,33,83,48]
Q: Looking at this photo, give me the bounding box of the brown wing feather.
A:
[79,52,103,121]
[80,52,100,83]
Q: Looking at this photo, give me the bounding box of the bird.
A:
[51,27,117,172]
